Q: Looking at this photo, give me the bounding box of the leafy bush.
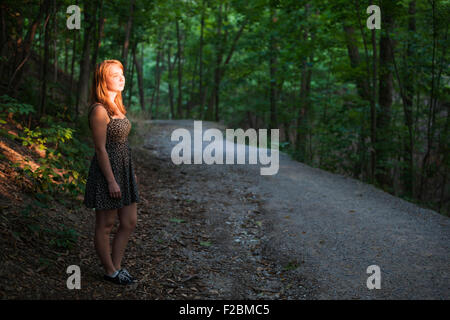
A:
[45,224,78,250]
[1,95,90,200]
[0,94,36,116]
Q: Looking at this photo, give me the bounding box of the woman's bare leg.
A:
[111,202,137,270]
[94,208,118,275]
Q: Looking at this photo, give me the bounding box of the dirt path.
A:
[132,119,450,300]
[128,119,311,299]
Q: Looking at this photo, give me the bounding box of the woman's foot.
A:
[103,270,134,285]
[119,268,138,283]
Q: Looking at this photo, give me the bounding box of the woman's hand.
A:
[134,173,138,184]
[108,180,121,199]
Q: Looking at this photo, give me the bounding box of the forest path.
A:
[131,118,449,300]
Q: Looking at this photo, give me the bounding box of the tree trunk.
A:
[295,59,312,161]
[152,33,163,119]
[76,0,95,116]
[198,0,206,118]
[206,4,247,122]
[52,0,57,84]
[295,4,313,162]
[91,0,104,71]
[376,0,395,187]
[167,43,175,119]
[121,0,135,72]
[176,18,183,119]
[212,3,224,122]
[64,37,68,74]
[70,26,77,94]
[419,0,448,200]
[438,109,449,213]
[269,5,278,129]
[8,0,51,94]
[370,28,377,184]
[402,0,416,197]
[39,2,52,118]
[127,43,135,108]
[188,25,200,118]
[205,3,223,122]
[355,0,377,182]
[343,25,371,101]
[133,42,145,112]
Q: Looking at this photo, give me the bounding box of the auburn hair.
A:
[88,59,127,121]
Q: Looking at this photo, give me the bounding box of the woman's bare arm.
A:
[89,105,116,184]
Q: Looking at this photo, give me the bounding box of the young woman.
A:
[83,59,140,285]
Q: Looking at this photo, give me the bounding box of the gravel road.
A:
[137,119,450,300]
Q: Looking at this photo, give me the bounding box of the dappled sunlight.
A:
[0,136,72,200]
[0,141,40,172]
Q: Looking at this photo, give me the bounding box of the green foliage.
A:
[1,96,90,200]
[44,224,78,250]
[28,213,77,251]
[13,201,78,252]
[12,162,58,194]
[0,95,36,116]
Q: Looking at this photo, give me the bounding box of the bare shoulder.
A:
[89,103,109,125]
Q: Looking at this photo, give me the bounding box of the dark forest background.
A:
[0,0,449,215]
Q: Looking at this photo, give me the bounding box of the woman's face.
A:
[105,64,125,93]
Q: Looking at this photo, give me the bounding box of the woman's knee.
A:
[95,221,115,235]
[118,203,137,231]
[95,209,116,233]
[120,216,137,231]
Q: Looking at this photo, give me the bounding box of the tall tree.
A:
[133,42,145,112]
[91,0,104,72]
[269,3,279,130]
[7,0,51,95]
[198,0,206,119]
[175,17,183,118]
[76,0,96,116]
[207,3,247,121]
[167,42,175,119]
[151,31,164,119]
[402,0,417,197]
[122,0,135,72]
[376,0,395,188]
[295,3,313,161]
[39,0,53,118]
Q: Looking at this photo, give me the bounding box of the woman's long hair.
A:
[88,59,127,119]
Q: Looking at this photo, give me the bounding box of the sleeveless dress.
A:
[83,103,140,210]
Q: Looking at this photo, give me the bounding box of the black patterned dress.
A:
[83,103,140,210]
